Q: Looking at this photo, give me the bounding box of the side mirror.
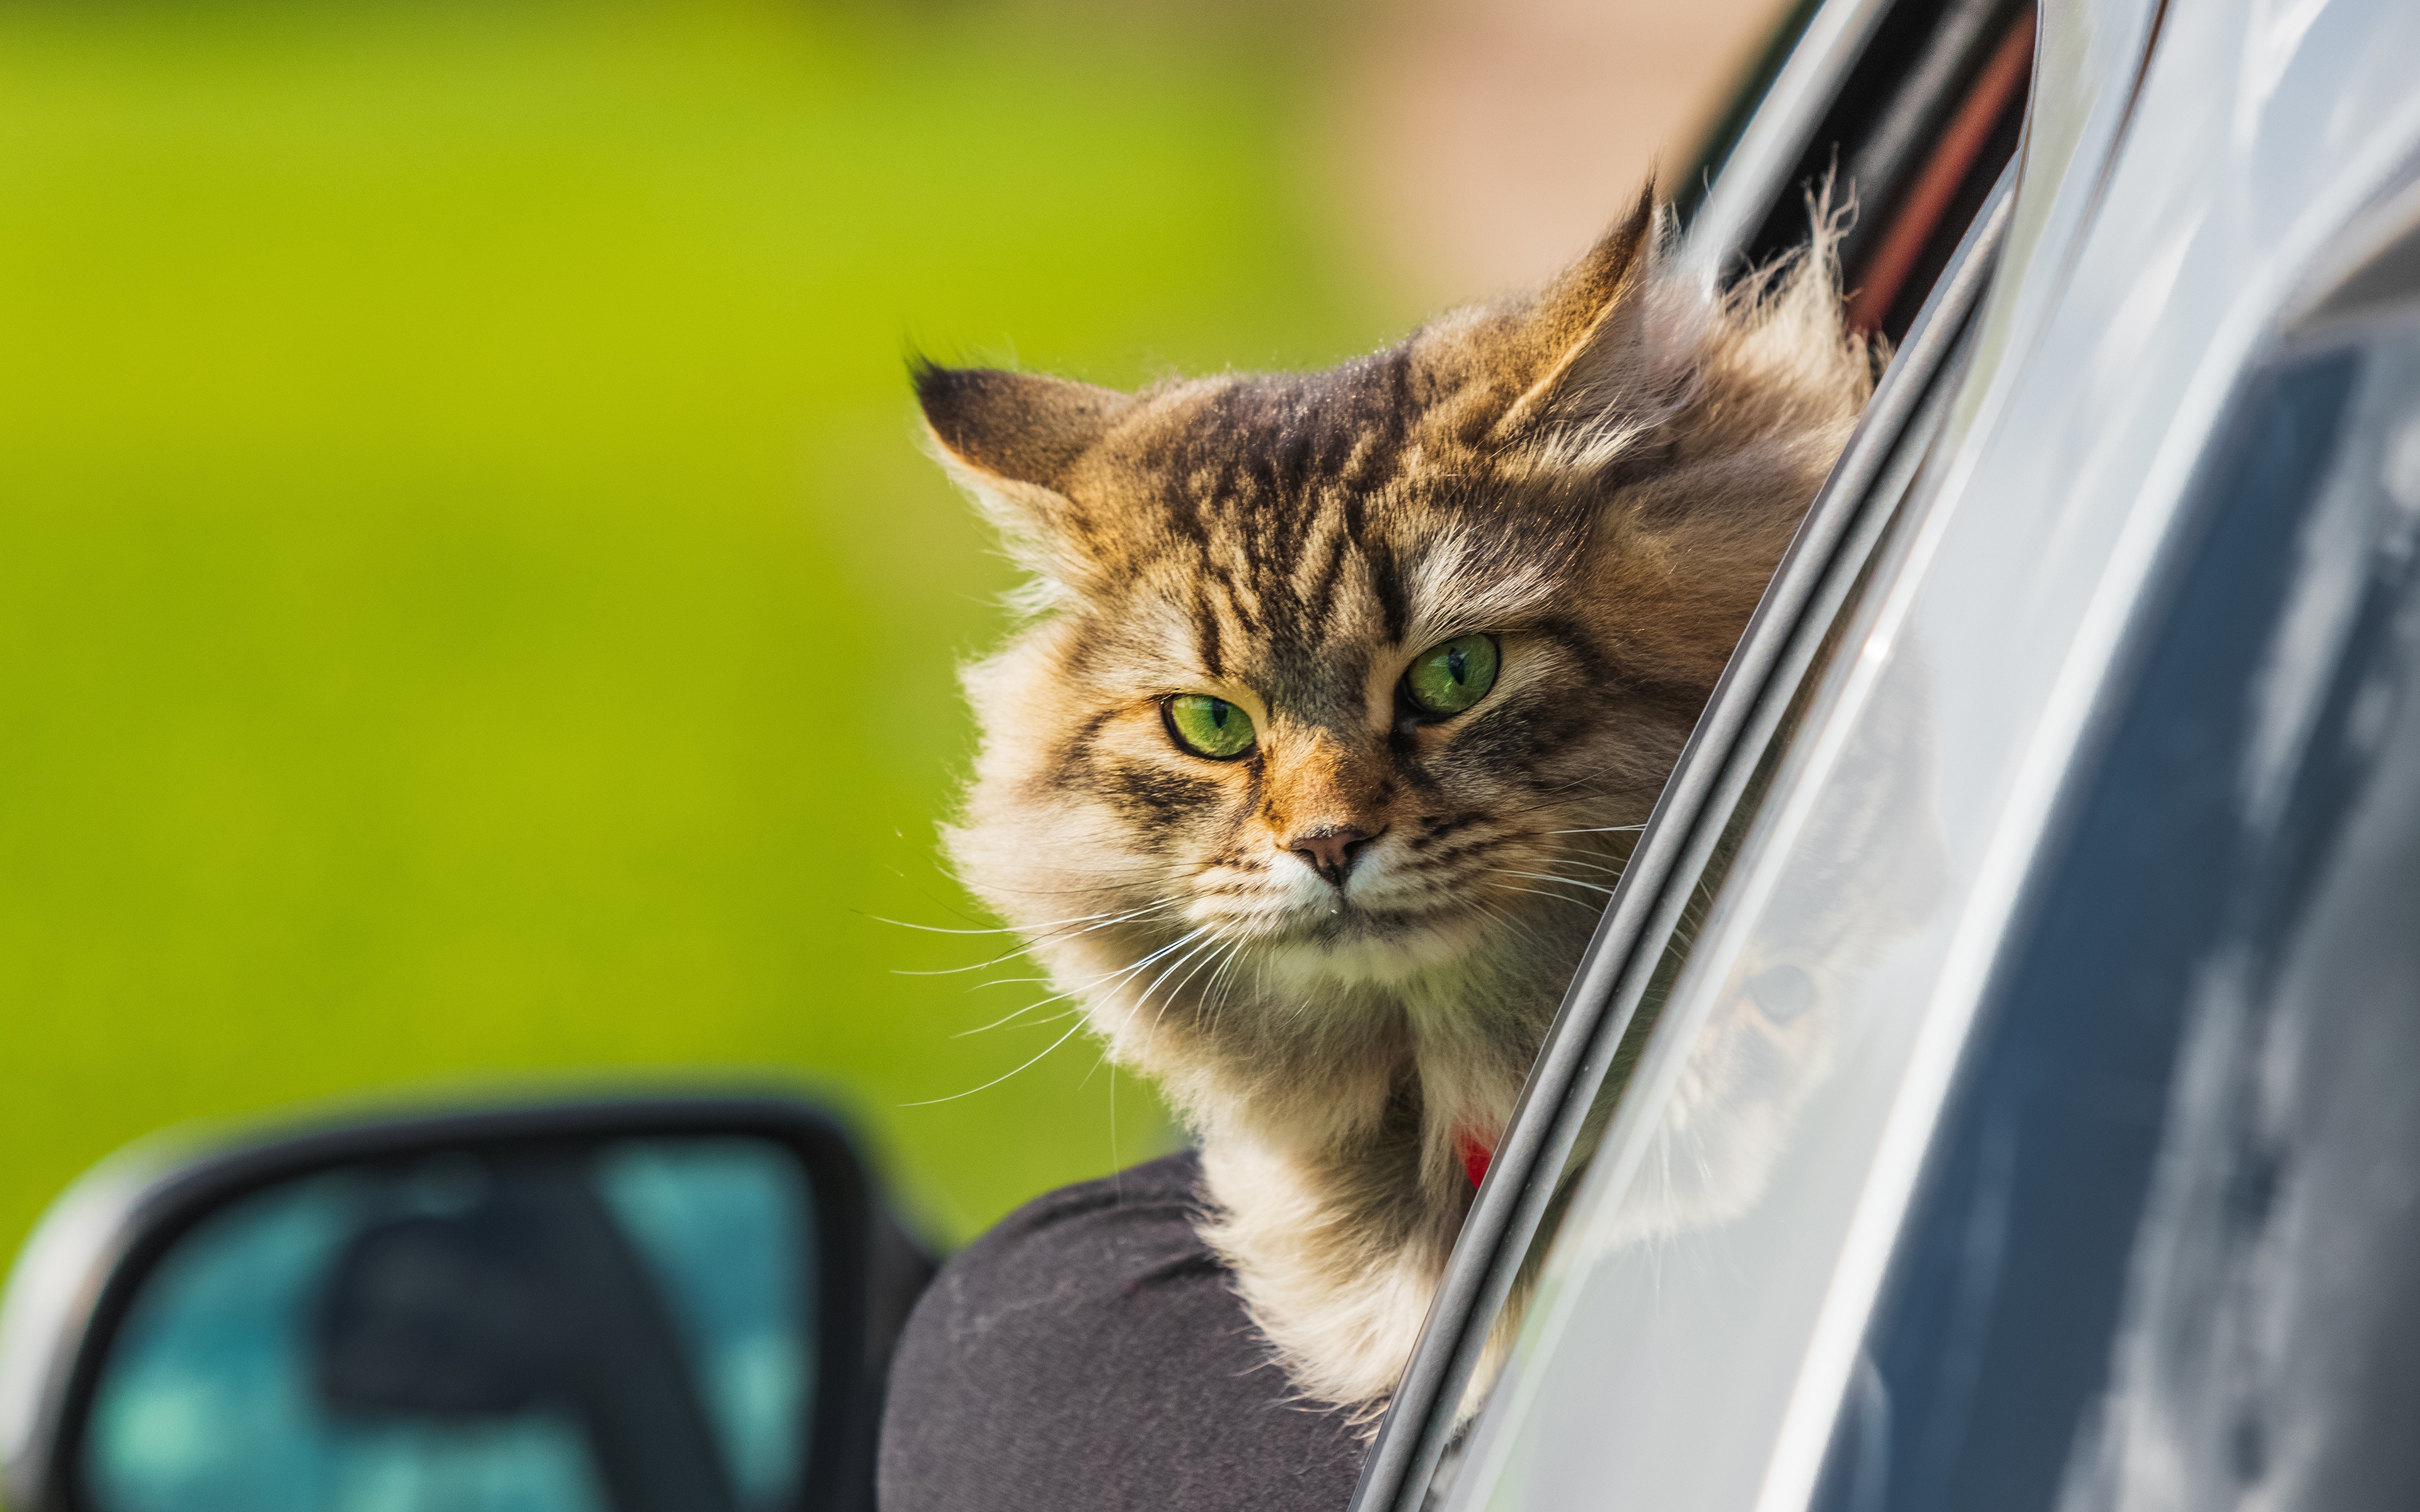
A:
[0,1092,933,1512]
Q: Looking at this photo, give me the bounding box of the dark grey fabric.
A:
[877,1150,1368,1512]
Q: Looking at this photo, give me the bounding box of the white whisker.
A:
[953,985,1087,1036]
[889,902,1180,975]
[1488,868,1617,896]
[955,922,1204,1036]
[1139,935,1227,1032]
[865,907,1121,936]
[1487,881,1606,910]
[901,1016,1093,1106]
[1547,856,1628,875]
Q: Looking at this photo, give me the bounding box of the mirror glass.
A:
[79,1136,815,1512]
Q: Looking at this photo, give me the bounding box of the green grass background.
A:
[0,0,1405,1263]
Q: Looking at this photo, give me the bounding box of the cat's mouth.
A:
[1181,845,1526,982]
[1235,893,1487,982]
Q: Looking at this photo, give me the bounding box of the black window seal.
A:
[1347,162,2020,1512]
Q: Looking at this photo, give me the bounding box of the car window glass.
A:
[1356,4,2040,1496]
[1349,154,2016,1507]
[1409,308,1978,1512]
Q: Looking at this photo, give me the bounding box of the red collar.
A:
[1456,1130,1495,1189]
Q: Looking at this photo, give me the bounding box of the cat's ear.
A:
[914,362,1136,590]
[1486,182,1692,466]
[914,362,1133,496]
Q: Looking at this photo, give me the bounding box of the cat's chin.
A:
[1242,905,1485,987]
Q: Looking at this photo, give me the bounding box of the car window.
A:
[1471,202,1997,1512]
[1348,6,2043,1504]
[1349,175,2017,1512]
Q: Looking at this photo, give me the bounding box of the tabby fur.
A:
[918,186,1871,1410]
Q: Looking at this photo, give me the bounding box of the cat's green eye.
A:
[1165,694,1256,760]
[1402,633,1501,719]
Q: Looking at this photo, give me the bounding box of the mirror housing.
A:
[0,1092,933,1512]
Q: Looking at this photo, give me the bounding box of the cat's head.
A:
[923,191,1868,1047]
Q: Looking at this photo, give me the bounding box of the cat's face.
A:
[926,200,1867,1035]
[946,371,1697,992]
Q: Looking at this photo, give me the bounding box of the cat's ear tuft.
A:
[1487,182,1694,465]
[913,360,1134,496]
[913,360,1138,600]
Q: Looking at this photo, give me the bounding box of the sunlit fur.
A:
[918,186,1872,1411]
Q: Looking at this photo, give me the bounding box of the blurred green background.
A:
[0,0,1412,1261]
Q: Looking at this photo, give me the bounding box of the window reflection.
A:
[1415,311,1976,1512]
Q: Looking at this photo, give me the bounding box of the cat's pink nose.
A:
[1288,825,1381,888]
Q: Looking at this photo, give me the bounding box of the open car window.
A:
[1349,0,2041,1504]
[1409,177,2008,1512]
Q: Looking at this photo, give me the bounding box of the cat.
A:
[917,185,1872,1411]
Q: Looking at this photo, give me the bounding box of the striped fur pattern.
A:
[919,188,1871,1411]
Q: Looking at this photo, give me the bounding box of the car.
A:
[11,0,2420,1506]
